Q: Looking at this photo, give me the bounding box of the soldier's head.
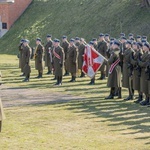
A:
[70,38,75,46]
[89,41,94,47]
[143,42,150,52]
[120,33,125,38]
[120,36,127,43]
[128,33,134,40]
[112,40,120,49]
[92,38,97,44]
[36,38,42,45]
[20,39,24,43]
[46,34,52,41]
[137,42,143,50]
[62,35,67,42]
[132,42,138,50]
[75,37,80,43]
[105,33,110,41]
[23,39,29,46]
[141,39,147,45]
[142,36,147,41]
[136,35,141,42]
[99,33,105,41]
[54,39,60,47]
[80,38,85,44]
[125,40,132,49]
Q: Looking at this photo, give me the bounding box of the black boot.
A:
[40,72,43,78]
[23,74,30,82]
[89,78,95,85]
[64,71,69,76]
[46,71,51,75]
[134,94,143,103]
[124,88,134,100]
[140,97,149,106]
[35,72,40,78]
[99,73,106,80]
[72,76,76,82]
[114,88,119,96]
[105,87,115,99]
[69,76,73,82]
[54,77,59,85]
[80,72,85,78]
[20,73,25,76]
[51,76,56,80]
[118,87,122,99]
[124,95,134,101]
[59,76,62,85]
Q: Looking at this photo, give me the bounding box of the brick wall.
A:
[0,0,32,29]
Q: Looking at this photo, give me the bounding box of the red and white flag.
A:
[82,44,107,78]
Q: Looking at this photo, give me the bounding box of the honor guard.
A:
[105,40,122,99]
[34,38,44,78]
[97,33,108,80]
[22,39,31,82]
[61,35,69,76]
[44,34,53,75]
[53,39,64,86]
[68,38,78,82]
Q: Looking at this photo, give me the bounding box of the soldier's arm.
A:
[139,59,148,68]
[108,52,117,65]
[26,48,31,63]
[73,48,78,63]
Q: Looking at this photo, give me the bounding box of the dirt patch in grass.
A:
[1,85,83,107]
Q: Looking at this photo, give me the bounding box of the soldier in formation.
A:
[97,33,108,80]
[52,39,64,86]
[18,33,150,106]
[34,38,44,78]
[68,39,78,82]
[105,40,122,99]
[61,36,69,76]
[22,39,31,82]
[44,34,53,75]
[18,39,25,76]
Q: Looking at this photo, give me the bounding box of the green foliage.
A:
[0,0,150,54]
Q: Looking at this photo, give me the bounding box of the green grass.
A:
[0,0,150,54]
[0,55,150,150]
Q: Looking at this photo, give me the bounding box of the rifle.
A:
[135,52,142,77]
[145,62,150,80]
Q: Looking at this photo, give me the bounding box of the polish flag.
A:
[82,44,107,78]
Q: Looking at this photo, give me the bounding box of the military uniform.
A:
[44,39,53,74]
[53,44,64,85]
[106,40,122,99]
[78,43,85,77]
[35,43,44,78]
[131,49,143,91]
[119,42,126,72]
[22,44,31,82]
[139,51,149,95]
[18,43,24,70]
[68,44,78,82]
[122,46,134,100]
[97,40,108,79]
[61,40,69,75]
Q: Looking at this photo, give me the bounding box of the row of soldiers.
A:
[18,33,150,106]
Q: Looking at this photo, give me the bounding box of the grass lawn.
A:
[0,54,150,150]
